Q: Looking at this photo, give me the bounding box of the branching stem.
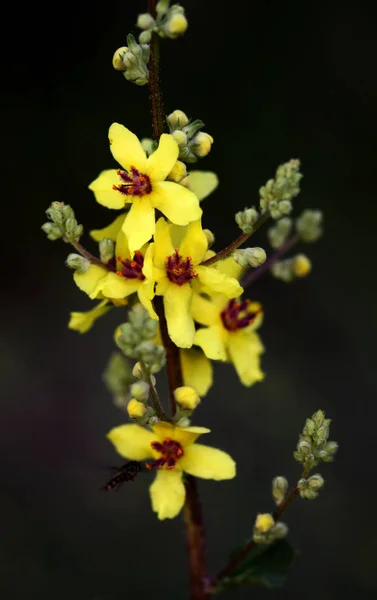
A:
[69,239,112,270]
[241,233,300,288]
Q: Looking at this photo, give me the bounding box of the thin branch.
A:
[69,239,112,270]
[241,233,300,288]
[201,211,271,267]
[142,363,171,421]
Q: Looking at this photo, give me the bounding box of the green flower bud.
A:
[268,217,292,249]
[99,238,114,263]
[41,222,64,241]
[160,5,188,39]
[308,473,325,491]
[182,119,205,140]
[139,30,152,44]
[191,132,213,158]
[234,247,267,268]
[272,476,288,505]
[296,209,323,243]
[65,253,90,273]
[140,138,155,156]
[112,46,128,70]
[172,130,188,147]
[260,159,302,214]
[235,207,259,233]
[130,381,150,402]
[176,417,191,428]
[132,362,144,379]
[167,109,189,130]
[273,522,289,540]
[137,13,155,30]
[149,416,160,426]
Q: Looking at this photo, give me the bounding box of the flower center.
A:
[146,438,184,470]
[165,250,198,286]
[116,251,145,280]
[112,166,152,197]
[221,299,262,331]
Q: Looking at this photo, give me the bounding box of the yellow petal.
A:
[153,218,174,269]
[196,265,243,298]
[151,181,202,225]
[181,348,213,396]
[227,330,265,387]
[142,243,155,282]
[180,444,236,480]
[163,283,195,348]
[191,293,222,326]
[152,422,210,446]
[94,272,140,299]
[73,264,108,297]
[106,424,155,460]
[194,326,227,361]
[186,171,219,201]
[179,219,207,266]
[68,300,110,334]
[138,286,158,320]
[108,123,147,172]
[150,469,185,520]
[216,256,244,281]
[89,169,126,209]
[122,197,155,254]
[145,134,179,181]
[90,213,127,242]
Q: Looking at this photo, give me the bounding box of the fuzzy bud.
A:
[167,109,189,130]
[255,513,275,533]
[191,132,213,158]
[172,130,188,148]
[268,217,292,249]
[235,207,259,233]
[234,247,267,268]
[292,254,312,278]
[65,253,90,274]
[41,222,64,241]
[99,238,115,263]
[174,386,200,410]
[161,6,188,39]
[130,381,150,402]
[137,13,155,30]
[296,209,323,243]
[112,46,128,70]
[132,362,144,379]
[139,30,152,44]
[272,476,288,505]
[176,417,191,428]
[127,398,147,419]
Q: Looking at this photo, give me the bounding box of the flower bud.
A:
[168,160,187,182]
[308,473,324,491]
[132,362,144,379]
[172,130,187,148]
[99,238,115,263]
[235,207,259,233]
[163,10,188,38]
[296,209,323,243]
[41,222,64,241]
[273,522,289,540]
[65,253,90,274]
[174,386,200,410]
[293,254,312,277]
[127,398,147,419]
[167,109,189,130]
[203,229,215,248]
[234,247,267,268]
[255,513,275,533]
[112,46,128,70]
[176,417,191,428]
[137,13,155,30]
[139,30,152,44]
[130,380,150,402]
[192,132,213,158]
[272,476,288,505]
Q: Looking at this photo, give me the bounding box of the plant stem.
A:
[213,464,311,587]
[142,363,171,421]
[69,239,112,270]
[147,3,209,597]
[241,233,300,288]
[201,210,271,267]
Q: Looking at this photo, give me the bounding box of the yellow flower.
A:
[255,513,275,533]
[74,230,157,319]
[190,258,264,387]
[89,124,202,253]
[152,218,243,348]
[174,386,200,410]
[107,421,236,520]
[181,171,219,201]
[181,348,213,397]
[68,300,111,333]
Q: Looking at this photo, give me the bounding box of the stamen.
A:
[165,249,198,286]
[113,166,152,197]
[146,437,184,471]
[221,299,262,331]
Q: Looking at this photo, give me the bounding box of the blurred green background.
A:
[1,0,376,598]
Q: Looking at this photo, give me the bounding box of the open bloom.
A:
[89,124,202,253]
[68,299,111,333]
[107,421,236,519]
[191,258,265,386]
[152,218,243,348]
[73,231,157,319]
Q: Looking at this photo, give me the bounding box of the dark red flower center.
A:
[221,299,262,332]
[116,251,145,280]
[112,166,152,197]
[166,249,198,286]
[146,438,184,471]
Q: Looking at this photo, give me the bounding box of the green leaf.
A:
[220,540,296,590]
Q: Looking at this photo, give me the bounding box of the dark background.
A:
[1,0,376,598]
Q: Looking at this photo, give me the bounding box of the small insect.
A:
[100,461,142,492]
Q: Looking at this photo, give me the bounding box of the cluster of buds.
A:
[296,209,323,242]
[233,247,267,268]
[297,474,325,500]
[268,217,292,249]
[235,207,259,234]
[65,253,90,274]
[112,34,150,86]
[167,110,214,163]
[103,353,135,411]
[270,254,312,282]
[116,304,166,374]
[137,2,188,43]
[252,514,288,545]
[42,202,83,243]
[294,410,338,469]
[260,159,302,219]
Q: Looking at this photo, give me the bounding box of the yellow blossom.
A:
[174,386,200,410]
[191,257,265,387]
[74,230,157,319]
[180,348,213,397]
[68,300,111,333]
[89,124,202,253]
[255,513,275,533]
[293,254,312,277]
[152,218,243,348]
[181,171,219,201]
[107,421,236,519]
[127,398,147,418]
